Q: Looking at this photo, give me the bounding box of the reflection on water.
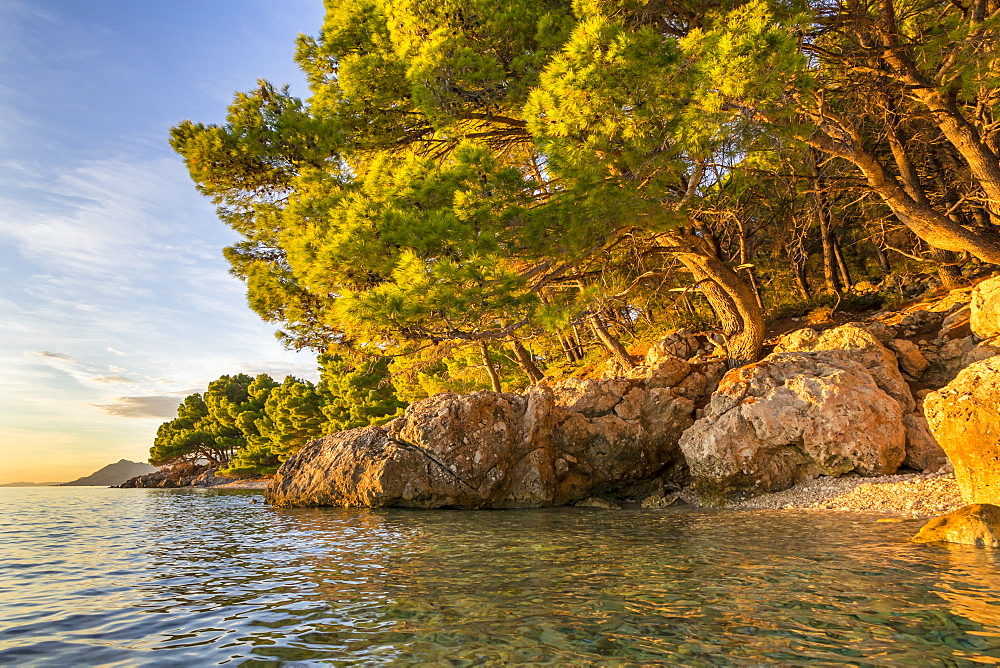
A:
[2,487,1000,665]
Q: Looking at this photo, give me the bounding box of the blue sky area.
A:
[0,0,327,483]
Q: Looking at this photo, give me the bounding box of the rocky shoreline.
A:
[122,274,1000,543]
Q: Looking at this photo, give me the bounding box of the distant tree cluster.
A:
[150,355,404,476]
[170,0,1000,394]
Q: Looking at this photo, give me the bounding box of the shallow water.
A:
[2,488,1000,665]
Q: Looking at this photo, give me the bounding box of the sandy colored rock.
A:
[924,356,1000,505]
[923,335,981,388]
[773,327,819,353]
[575,496,621,509]
[773,323,914,412]
[645,330,702,363]
[679,353,906,504]
[964,342,1000,367]
[971,275,1000,339]
[939,305,971,340]
[912,503,1000,547]
[889,339,929,377]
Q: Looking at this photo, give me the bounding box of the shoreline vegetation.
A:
[129,0,1000,544]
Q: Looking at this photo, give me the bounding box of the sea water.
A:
[2,487,1000,665]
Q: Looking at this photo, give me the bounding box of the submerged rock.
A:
[924,356,1000,505]
[912,504,1000,547]
[679,353,906,505]
[575,496,621,510]
[266,362,716,509]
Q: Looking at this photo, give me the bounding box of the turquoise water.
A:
[2,488,1000,665]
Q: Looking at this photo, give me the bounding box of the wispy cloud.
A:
[94,395,181,419]
[91,375,138,385]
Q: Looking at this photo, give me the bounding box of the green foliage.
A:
[389,343,528,402]
[155,358,408,478]
[170,0,995,432]
[319,354,406,433]
[150,394,228,467]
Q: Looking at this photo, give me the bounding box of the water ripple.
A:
[2,488,1000,664]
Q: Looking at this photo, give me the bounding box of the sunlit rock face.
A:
[912,504,1000,548]
[678,353,906,505]
[971,275,1000,340]
[265,359,724,509]
[773,323,914,412]
[925,356,1000,505]
[773,321,951,472]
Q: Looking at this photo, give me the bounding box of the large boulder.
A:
[679,353,906,504]
[924,356,1000,504]
[773,323,914,412]
[266,366,704,508]
[912,504,1000,547]
[971,275,1000,340]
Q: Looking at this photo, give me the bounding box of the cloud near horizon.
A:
[94,395,182,419]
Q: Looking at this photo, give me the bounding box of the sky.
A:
[0,0,327,483]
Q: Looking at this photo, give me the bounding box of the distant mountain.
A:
[60,460,158,487]
[0,481,64,487]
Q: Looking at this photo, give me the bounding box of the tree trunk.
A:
[510,337,545,382]
[877,0,1000,218]
[874,237,892,275]
[804,132,1000,264]
[480,340,502,392]
[931,247,963,289]
[571,325,585,360]
[810,148,842,295]
[664,229,765,368]
[589,313,635,369]
[557,331,579,364]
[736,217,764,309]
[833,236,853,292]
[793,260,811,300]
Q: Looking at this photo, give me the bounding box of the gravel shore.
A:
[724,470,962,517]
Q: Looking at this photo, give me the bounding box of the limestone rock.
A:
[971,275,1000,339]
[861,321,897,345]
[889,339,929,378]
[772,323,914,412]
[924,356,1000,504]
[645,330,702,363]
[551,377,630,417]
[265,372,699,508]
[773,327,820,353]
[679,353,906,504]
[939,305,972,340]
[964,342,1000,367]
[902,413,948,472]
[912,504,1000,547]
[923,335,982,388]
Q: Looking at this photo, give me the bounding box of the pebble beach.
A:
[727,470,963,517]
